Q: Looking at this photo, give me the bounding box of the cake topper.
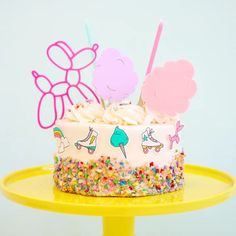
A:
[140,22,197,116]
[138,22,163,106]
[85,23,106,108]
[92,48,139,102]
[141,60,196,116]
[146,22,163,75]
[32,41,100,129]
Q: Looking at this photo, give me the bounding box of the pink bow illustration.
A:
[169,121,184,149]
[32,41,100,129]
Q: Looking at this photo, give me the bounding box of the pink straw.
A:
[146,22,163,75]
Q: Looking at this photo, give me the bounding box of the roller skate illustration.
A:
[74,127,98,154]
[142,127,163,154]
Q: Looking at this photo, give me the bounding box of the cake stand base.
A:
[103,217,134,236]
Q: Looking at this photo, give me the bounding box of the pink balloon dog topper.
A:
[32,41,100,129]
[141,60,197,116]
[92,48,139,102]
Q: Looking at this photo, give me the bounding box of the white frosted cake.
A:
[32,23,196,197]
[53,102,185,196]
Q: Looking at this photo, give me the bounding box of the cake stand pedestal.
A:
[1,164,236,236]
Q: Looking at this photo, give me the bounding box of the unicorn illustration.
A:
[32,41,100,129]
[53,127,70,153]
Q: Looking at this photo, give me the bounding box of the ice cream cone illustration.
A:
[142,127,163,154]
[110,126,129,158]
[74,127,98,154]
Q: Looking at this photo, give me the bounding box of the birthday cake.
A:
[32,23,197,197]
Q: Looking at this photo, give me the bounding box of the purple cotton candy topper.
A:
[92,48,139,102]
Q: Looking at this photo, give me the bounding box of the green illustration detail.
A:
[143,134,148,142]
[110,126,129,158]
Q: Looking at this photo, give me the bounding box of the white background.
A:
[1,0,236,235]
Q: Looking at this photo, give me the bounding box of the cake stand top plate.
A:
[1,164,235,216]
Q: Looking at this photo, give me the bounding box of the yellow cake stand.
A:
[1,164,236,236]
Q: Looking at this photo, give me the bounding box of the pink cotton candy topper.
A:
[141,60,197,116]
[92,48,139,102]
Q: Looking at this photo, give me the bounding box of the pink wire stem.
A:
[59,96,65,119]
[146,22,163,75]
[37,92,57,129]
[67,85,88,105]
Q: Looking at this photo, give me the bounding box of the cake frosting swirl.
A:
[103,103,146,125]
[65,102,104,123]
[151,112,178,124]
[65,101,177,125]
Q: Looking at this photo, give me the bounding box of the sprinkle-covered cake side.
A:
[53,153,185,196]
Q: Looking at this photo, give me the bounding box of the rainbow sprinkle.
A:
[53,153,185,197]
